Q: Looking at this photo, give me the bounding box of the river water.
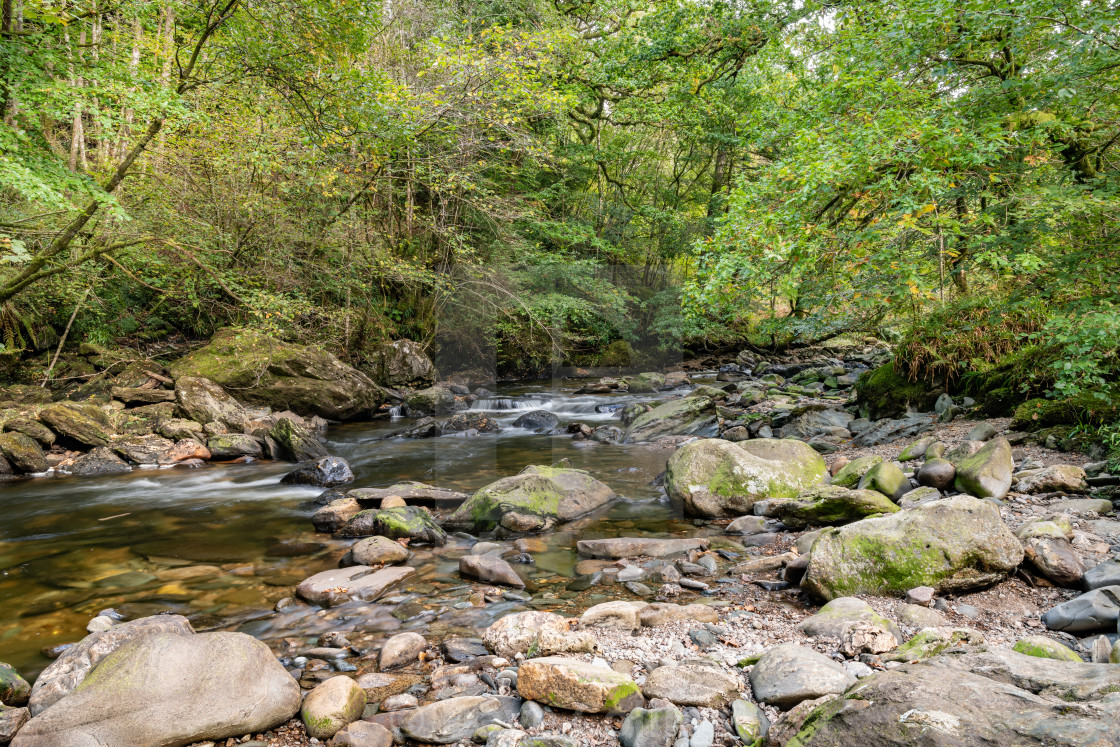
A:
[0,378,719,678]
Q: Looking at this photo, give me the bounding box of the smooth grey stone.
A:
[1042,586,1120,633]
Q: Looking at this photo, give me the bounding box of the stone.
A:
[3,417,55,446]
[280,455,354,487]
[443,639,489,663]
[730,699,768,745]
[966,422,999,441]
[483,611,598,659]
[882,628,983,663]
[12,632,299,746]
[366,339,435,387]
[379,632,427,670]
[519,700,544,728]
[313,498,362,533]
[897,437,935,461]
[328,720,393,747]
[641,662,740,708]
[206,434,263,460]
[1016,464,1088,494]
[0,706,29,743]
[512,410,560,432]
[517,657,644,714]
[580,601,647,631]
[27,615,195,715]
[400,696,522,744]
[336,506,447,545]
[897,486,941,508]
[355,672,421,703]
[173,376,249,431]
[62,446,132,476]
[382,693,418,712]
[1023,535,1085,587]
[459,554,525,588]
[851,416,934,448]
[348,482,469,510]
[773,485,899,530]
[269,417,329,462]
[1051,498,1114,514]
[619,706,682,747]
[801,495,1024,601]
[896,603,946,628]
[915,458,955,490]
[1041,586,1120,633]
[689,721,713,747]
[576,537,709,559]
[726,515,770,535]
[831,455,883,489]
[344,536,411,567]
[857,461,909,502]
[796,597,901,642]
[37,402,114,447]
[622,397,718,443]
[748,644,855,709]
[639,604,719,627]
[839,621,897,657]
[170,328,385,420]
[296,566,415,607]
[302,676,367,739]
[0,432,47,473]
[1012,636,1083,662]
[953,437,1013,499]
[777,409,854,441]
[446,465,616,534]
[930,647,1120,701]
[405,385,459,415]
[1083,560,1120,591]
[905,586,935,606]
[0,664,29,707]
[664,438,827,517]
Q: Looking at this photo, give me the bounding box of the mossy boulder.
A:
[174,377,249,431]
[857,461,909,502]
[517,657,644,714]
[953,437,1013,499]
[0,431,47,473]
[37,402,114,447]
[775,485,900,530]
[405,385,459,415]
[1012,392,1120,431]
[0,662,30,706]
[445,465,616,533]
[1012,636,1082,662]
[854,363,939,420]
[365,339,436,388]
[3,418,56,446]
[336,505,446,546]
[832,456,883,489]
[622,396,717,443]
[801,495,1024,601]
[170,327,385,420]
[624,372,666,394]
[268,417,327,462]
[664,438,827,518]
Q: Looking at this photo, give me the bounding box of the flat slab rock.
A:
[296,565,414,607]
[748,643,855,709]
[401,695,521,744]
[517,657,643,714]
[576,537,710,559]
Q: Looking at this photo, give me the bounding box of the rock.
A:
[170,328,385,420]
[329,720,394,747]
[801,495,1024,601]
[857,461,909,502]
[1083,560,1120,591]
[512,410,560,432]
[689,720,714,747]
[379,632,427,670]
[517,657,643,714]
[581,601,647,631]
[37,402,114,447]
[3,418,56,446]
[348,482,468,510]
[622,397,718,443]
[344,536,411,566]
[0,664,29,707]
[726,515,770,535]
[355,672,421,704]
[905,586,934,606]
[1012,636,1083,662]
[1016,464,1088,494]
[930,647,1120,701]
[173,376,249,431]
[774,486,899,530]
[483,611,598,659]
[796,597,901,642]
[12,631,299,746]
[953,437,1013,499]
[897,437,935,461]
[157,418,204,441]
[336,506,447,545]
[831,455,882,489]
[1023,535,1085,587]
[446,465,616,534]
[576,537,709,559]
[62,447,132,476]
[915,458,955,490]
[280,456,355,487]
[443,412,501,433]
[400,696,522,744]
[269,417,329,462]
[896,603,946,628]
[405,385,460,415]
[641,662,740,708]
[206,434,263,460]
[0,433,46,473]
[619,706,682,747]
[748,644,855,709]
[459,555,525,588]
[314,498,362,533]
[302,676,367,740]
[897,486,941,508]
[777,409,853,441]
[1051,498,1113,515]
[851,416,934,448]
[296,566,415,607]
[639,604,719,627]
[1041,586,1120,633]
[109,386,175,405]
[0,706,29,743]
[382,693,418,712]
[839,621,897,657]
[966,422,999,441]
[664,438,827,518]
[730,699,768,745]
[366,340,435,388]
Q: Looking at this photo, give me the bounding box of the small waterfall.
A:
[471,398,550,411]
[388,405,404,418]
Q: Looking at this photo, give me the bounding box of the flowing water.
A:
[0,379,719,678]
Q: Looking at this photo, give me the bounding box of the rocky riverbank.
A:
[2,334,1119,747]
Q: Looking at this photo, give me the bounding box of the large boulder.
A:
[366,340,436,387]
[774,486,899,530]
[0,432,46,473]
[36,402,113,447]
[445,465,616,533]
[801,495,1024,601]
[405,386,459,415]
[268,417,328,462]
[622,396,718,443]
[170,328,384,420]
[173,377,249,431]
[641,661,740,708]
[12,632,299,747]
[62,447,132,476]
[664,439,827,518]
[778,409,854,441]
[953,436,1013,499]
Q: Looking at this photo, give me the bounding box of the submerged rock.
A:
[512,410,559,432]
[576,537,709,559]
[459,554,525,588]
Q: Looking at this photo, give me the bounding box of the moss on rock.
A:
[854,364,938,421]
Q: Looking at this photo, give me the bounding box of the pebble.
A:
[520,700,545,728]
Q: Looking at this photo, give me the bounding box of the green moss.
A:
[1012,393,1120,431]
[603,680,641,711]
[854,363,937,420]
[1012,637,1082,662]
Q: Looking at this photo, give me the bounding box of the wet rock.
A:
[459,554,525,588]
[401,695,522,744]
[0,664,29,707]
[953,437,1013,499]
[517,657,643,714]
[206,434,263,460]
[802,495,1023,601]
[641,661,739,708]
[577,537,709,559]
[296,566,415,607]
[796,597,901,642]
[622,396,718,443]
[314,498,363,533]
[443,412,502,433]
[13,631,299,746]
[619,705,681,747]
[1041,586,1120,633]
[379,632,427,670]
[60,446,132,476]
[915,458,955,490]
[857,461,909,502]
[581,601,647,631]
[639,604,719,627]
[336,506,446,545]
[348,482,469,510]
[343,536,411,567]
[446,465,616,534]
[1016,464,1088,494]
[280,456,355,487]
[269,417,329,462]
[512,410,560,432]
[443,638,489,663]
[1024,535,1085,587]
[482,611,597,659]
[0,433,46,473]
[748,643,855,709]
[1012,636,1082,662]
[831,455,882,489]
[302,676,366,739]
[730,699,768,745]
[37,402,114,447]
[774,486,899,530]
